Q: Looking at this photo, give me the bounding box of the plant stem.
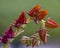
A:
[3,17,32,48]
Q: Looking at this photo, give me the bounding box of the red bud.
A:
[28,5,48,23]
[13,11,27,28]
[45,18,59,28]
[28,5,41,17]
[5,26,14,38]
[38,28,47,44]
[2,35,8,43]
[37,10,48,21]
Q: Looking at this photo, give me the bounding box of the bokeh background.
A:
[0,0,60,48]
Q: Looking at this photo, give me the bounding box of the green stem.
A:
[41,20,46,29]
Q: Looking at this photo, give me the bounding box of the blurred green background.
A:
[0,0,60,43]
